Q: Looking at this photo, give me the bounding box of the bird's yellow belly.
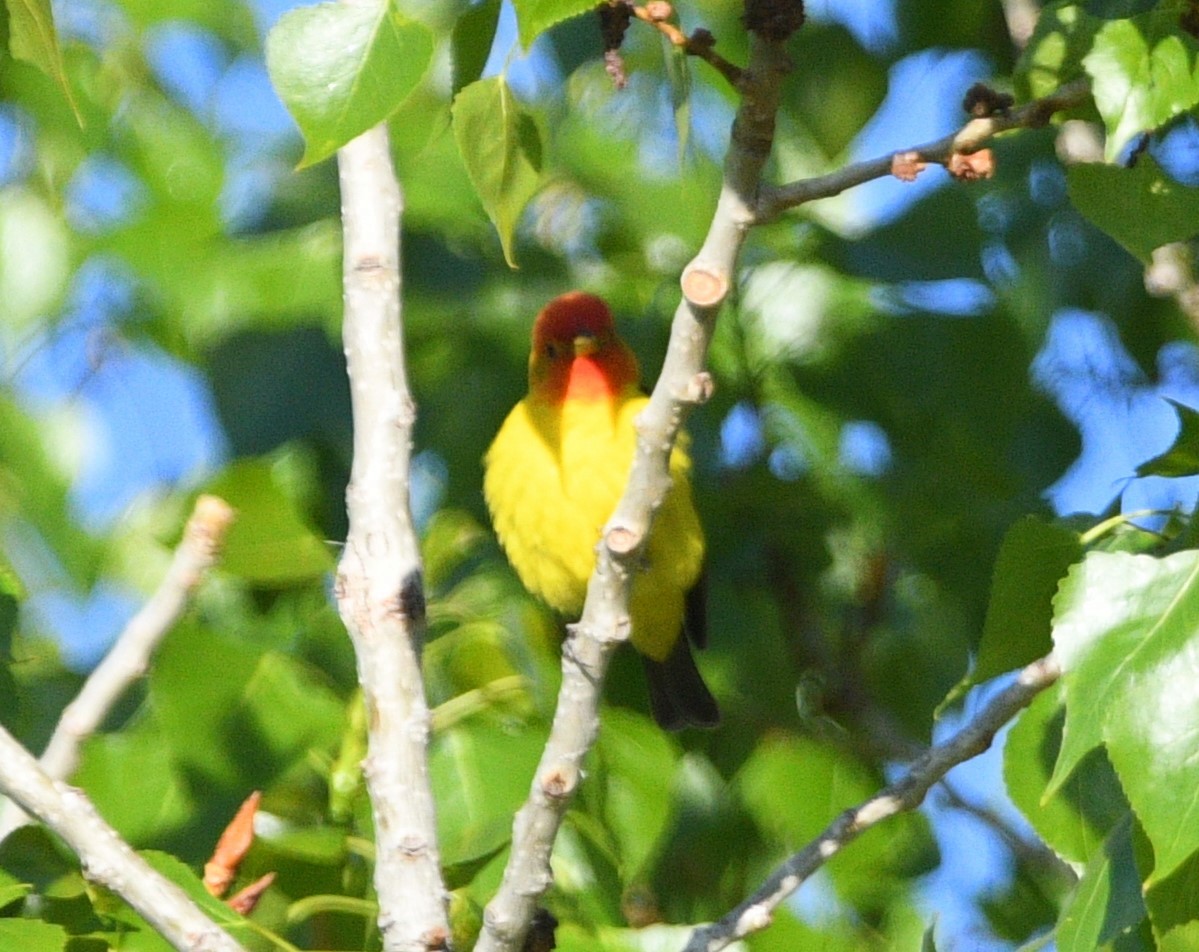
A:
[484,394,702,661]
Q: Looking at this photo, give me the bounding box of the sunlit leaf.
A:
[1084,14,1199,161]
[1016,1,1100,99]
[6,0,80,122]
[451,76,543,267]
[1049,550,1199,882]
[266,0,434,167]
[0,918,70,951]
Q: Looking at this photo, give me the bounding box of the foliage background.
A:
[2,0,1199,949]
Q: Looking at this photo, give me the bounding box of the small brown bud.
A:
[891,151,926,182]
[541,765,577,799]
[227,873,275,916]
[947,149,995,181]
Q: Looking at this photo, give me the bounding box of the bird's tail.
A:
[641,639,720,731]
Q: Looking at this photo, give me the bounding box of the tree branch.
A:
[333,123,449,952]
[631,3,744,87]
[683,654,1062,952]
[475,22,797,952]
[0,724,247,951]
[756,78,1092,220]
[0,494,235,838]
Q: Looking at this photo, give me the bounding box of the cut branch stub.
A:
[681,266,729,307]
[605,524,641,555]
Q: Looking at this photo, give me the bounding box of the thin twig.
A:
[631,3,744,87]
[0,725,247,952]
[0,494,235,837]
[683,654,1062,952]
[333,123,449,952]
[475,18,797,952]
[938,781,1076,886]
[757,78,1092,220]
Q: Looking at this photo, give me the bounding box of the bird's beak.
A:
[573,334,598,358]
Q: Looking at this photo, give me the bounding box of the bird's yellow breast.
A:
[483,390,703,661]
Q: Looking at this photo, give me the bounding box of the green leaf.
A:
[430,721,543,868]
[975,516,1083,683]
[1016,2,1101,100]
[6,0,81,123]
[1056,816,1148,951]
[138,851,246,928]
[451,0,501,94]
[205,458,335,585]
[1068,158,1199,264]
[735,735,936,908]
[664,42,691,162]
[1048,549,1199,882]
[0,918,70,951]
[1136,399,1199,477]
[1143,845,1199,947]
[587,709,680,876]
[151,627,344,789]
[266,0,434,167]
[1160,923,1199,952]
[1083,14,1199,161]
[1005,686,1129,864]
[74,720,194,845]
[785,24,888,159]
[452,76,543,267]
[1104,640,1199,885]
[0,880,31,910]
[512,0,594,48]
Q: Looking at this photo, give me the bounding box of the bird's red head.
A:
[529,292,640,402]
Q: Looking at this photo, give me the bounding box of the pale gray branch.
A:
[475,30,796,952]
[0,494,235,838]
[334,123,449,952]
[683,654,1063,952]
[757,78,1092,219]
[0,725,246,952]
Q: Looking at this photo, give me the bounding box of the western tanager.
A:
[484,291,719,729]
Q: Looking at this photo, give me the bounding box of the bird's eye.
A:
[544,342,560,359]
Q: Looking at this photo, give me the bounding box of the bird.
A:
[483,291,719,730]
